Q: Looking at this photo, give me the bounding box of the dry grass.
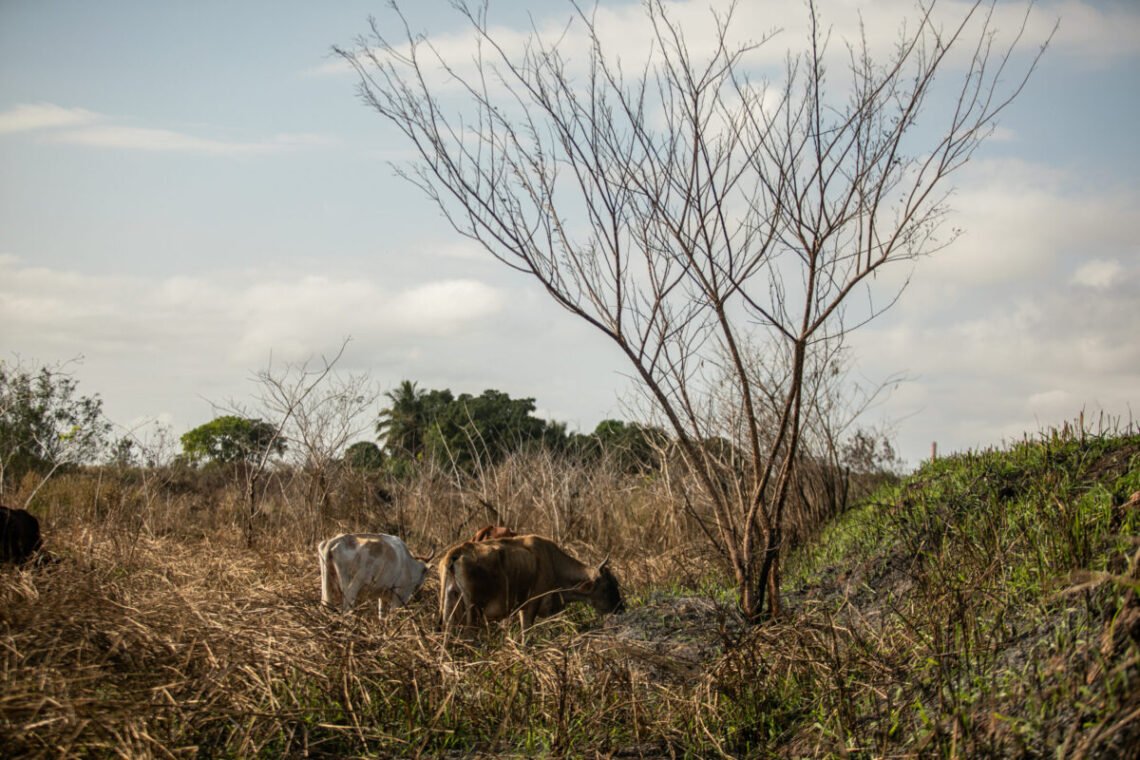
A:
[4,433,1137,757]
[1,521,740,758]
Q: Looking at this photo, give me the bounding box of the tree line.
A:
[184,382,666,477]
[0,360,668,495]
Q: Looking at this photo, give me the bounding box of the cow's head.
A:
[411,547,436,590]
[581,557,625,615]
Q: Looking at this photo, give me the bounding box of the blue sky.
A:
[1,0,1138,467]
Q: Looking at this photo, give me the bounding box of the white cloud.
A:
[0,102,330,155]
[1048,0,1140,61]
[48,125,330,155]
[921,159,1137,288]
[0,258,506,368]
[851,243,1140,465]
[388,280,504,333]
[1072,258,1122,289]
[323,0,1136,87]
[0,254,623,435]
[841,149,1140,464]
[431,239,491,262]
[0,103,101,134]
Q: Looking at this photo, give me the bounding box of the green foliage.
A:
[377,382,569,473]
[0,361,111,490]
[179,415,285,466]
[376,380,439,460]
[569,419,667,473]
[344,440,384,471]
[421,389,564,470]
[377,381,676,479]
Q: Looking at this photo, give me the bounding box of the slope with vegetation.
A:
[752,427,1140,756]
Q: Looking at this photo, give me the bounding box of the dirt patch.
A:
[1085,440,1140,487]
[592,593,746,685]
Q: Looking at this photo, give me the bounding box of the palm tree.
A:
[376,380,427,459]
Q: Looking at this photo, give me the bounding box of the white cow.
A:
[318,533,434,618]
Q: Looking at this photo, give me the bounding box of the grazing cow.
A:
[440,534,624,630]
[318,533,434,619]
[1,505,43,565]
[471,525,517,542]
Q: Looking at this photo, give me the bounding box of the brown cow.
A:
[471,525,517,542]
[1,505,43,565]
[439,534,624,630]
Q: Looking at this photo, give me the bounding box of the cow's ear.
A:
[578,578,597,593]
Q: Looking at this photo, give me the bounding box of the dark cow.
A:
[470,525,518,542]
[1,505,43,565]
[440,534,624,630]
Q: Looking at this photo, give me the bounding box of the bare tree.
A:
[250,340,381,539]
[213,340,366,545]
[338,0,1048,620]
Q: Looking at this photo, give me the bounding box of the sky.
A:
[1,0,1137,469]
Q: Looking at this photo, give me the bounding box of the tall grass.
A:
[3,429,1138,757]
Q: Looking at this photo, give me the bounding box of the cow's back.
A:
[509,534,591,586]
[471,525,517,542]
[341,533,408,585]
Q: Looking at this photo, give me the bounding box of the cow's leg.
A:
[341,570,370,612]
[440,579,452,630]
[521,601,539,630]
[319,546,335,608]
[377,589,399,619]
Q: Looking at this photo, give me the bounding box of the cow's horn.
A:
[598,554,611,571]
[418,547,437,564]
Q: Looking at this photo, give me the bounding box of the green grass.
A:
[769,430,1140,757]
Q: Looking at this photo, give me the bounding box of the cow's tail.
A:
[318,537,338,608]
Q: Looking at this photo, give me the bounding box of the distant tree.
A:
[250,346,381,526]
[841,429,902,476]
[377,381,445,461]
[203,342,361,546]
[108,436,138,468]
[423,389,566,471]
[345,440,384,471]
[179,415,285,466]
[377,383,570,473]
[586,419,667,473]
[0,360,111,500]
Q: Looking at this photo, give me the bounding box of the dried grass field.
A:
[3,433,1139,758]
